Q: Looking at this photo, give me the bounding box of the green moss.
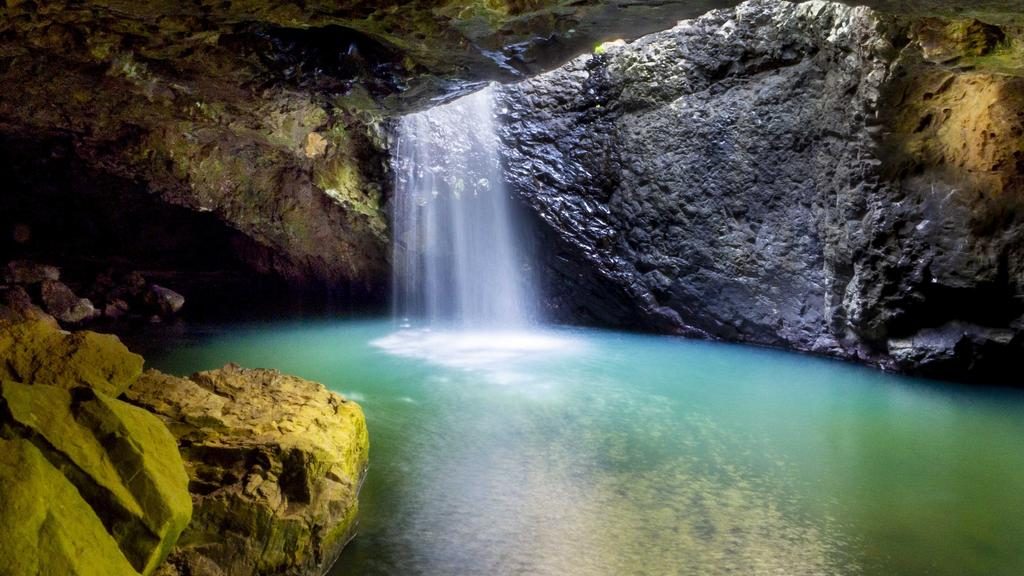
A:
[0,319,144,396]
[959,40,1024,76]
[314,155,387,236]
[0,380,192,575]
[0,438,139,576]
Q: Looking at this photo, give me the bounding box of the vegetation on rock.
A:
[127,366,369,576]
[0,308,369,576]
[498,0,1024,379]
[0,438,140,576]
[0,318,143,396]
[0,318,191,576]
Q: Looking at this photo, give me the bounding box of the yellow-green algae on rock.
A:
[128,365,369,576]
[0,318,192,576]
[0,438,138,576]
[0,318,144,396]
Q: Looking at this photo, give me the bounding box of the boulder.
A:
[105,298,131,319]
[0,438,139,576]
[146,285,186,316]
[0,381,193,575]
[4,260,59,284]
[0,318,144,396]
[40,279,99,324]
[126,365,369,576]
[0,285,49,322]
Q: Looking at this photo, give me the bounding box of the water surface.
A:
[140,319,1024,576]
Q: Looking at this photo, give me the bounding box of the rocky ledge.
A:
[498,0,1024,381]
[0,308,368,576]
[131,366,369,576]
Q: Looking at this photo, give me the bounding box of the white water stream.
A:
[390,85,534,327]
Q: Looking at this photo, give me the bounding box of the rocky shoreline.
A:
[0,302,368,576]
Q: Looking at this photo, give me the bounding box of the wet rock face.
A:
[126,365,369,576]
[499,0,1024,379]
[1,0,1021,299]
[0,0,758,294]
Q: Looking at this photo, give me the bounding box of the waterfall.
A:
[391,85,534,327]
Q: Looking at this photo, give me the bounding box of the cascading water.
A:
[390,85,534,328]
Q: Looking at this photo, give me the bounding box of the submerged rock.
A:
[126,365,369,576]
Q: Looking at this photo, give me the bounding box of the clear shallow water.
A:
[139,319,1024,576]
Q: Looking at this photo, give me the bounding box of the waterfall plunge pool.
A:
[137,318,1024,576]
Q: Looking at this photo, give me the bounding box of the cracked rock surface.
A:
[126,365,369,576]
[499,0,1024,379]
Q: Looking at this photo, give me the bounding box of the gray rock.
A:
[104,298,130,319]
[146,285,185,316]
[40,279,99,324]
[4,260,59,284]
[497,0,1023,380]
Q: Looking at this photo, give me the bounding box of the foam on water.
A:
[372,327,584,386]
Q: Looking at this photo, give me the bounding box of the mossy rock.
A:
[0,438,139,576]
[127,365,369,576]
[0,318,144,396]
[0,380,192,575]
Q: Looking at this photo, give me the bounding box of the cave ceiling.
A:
[2,1,1021,111]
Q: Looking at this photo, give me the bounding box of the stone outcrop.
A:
[39,279,100,324]
[3,260,59,285]
[145,285,186,318]
[498,0,1024,379]
[4,0,1016,295]
[1,261,189,326]
[0,318,144,396]
[126,365,369,576]
[0,0,746,292]
[0,437,141,576]
[0,311,370,575]
[0,319,192,576]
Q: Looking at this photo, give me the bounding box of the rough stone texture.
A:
[0,437,139,576]
[1,0,1022,298]
[0,285,49,322]
[0,381,193,575]
[40,279,100,324]
[146,285,186,316]
[0,0,751,293]
[0,319,144,396]
[126,365,369,576]
[3,260,59,284]
[498,0,1024,380]
[0,317,192,576]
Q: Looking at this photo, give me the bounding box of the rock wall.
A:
[498,0,1024,380]
[0,0,769,295]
